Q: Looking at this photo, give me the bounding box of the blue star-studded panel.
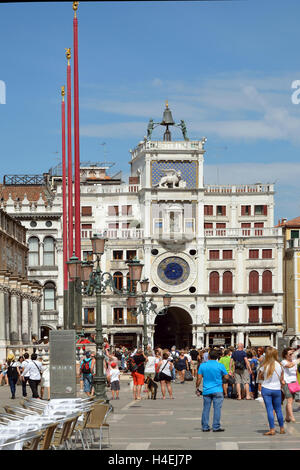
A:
[152,161,198,189]
[158,257,190,286]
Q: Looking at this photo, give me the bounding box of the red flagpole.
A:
[61,86,68,292]
[66,49,73,258]
[73,4,81,260]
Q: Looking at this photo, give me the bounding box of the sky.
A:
[1,0,300,221]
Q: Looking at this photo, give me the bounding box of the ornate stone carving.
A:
[155,169,187,189]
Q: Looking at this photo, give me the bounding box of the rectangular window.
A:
[122,222,130,229]
[108,223,119,229]
[113,308,124,325]
[262,306,272,323]
[291,230,300,239]
[216,223,226,236]
[223,307,233,324]
[108,206,119,216]
[204,205,213,216]
[209,307,220,324]
[249,306,259,323]
[241,205,251,216]
[126,250,136,261]
[254,222,264,236]
[217,206,226,216]
[255,205,267,216]
[241,222,251,236]
[262,249,272,259]
[113,250,123,260]
[122,205,133,216]
[84,308,95,324]
[81,206,92,216]
[249,249,259,259]
[209,250,219,260]
[127,309,137,325]
[223,250,232,259]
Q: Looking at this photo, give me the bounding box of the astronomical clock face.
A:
[151,253,196,293]
[158,257,190,286]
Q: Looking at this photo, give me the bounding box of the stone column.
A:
[31,286,41,340]
[110,334,114,346]
[0,272,7,359]
[21,282,30,344]
[9,277,20,344]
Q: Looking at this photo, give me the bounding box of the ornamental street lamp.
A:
[128,279,171,352]
[75,234,144,401]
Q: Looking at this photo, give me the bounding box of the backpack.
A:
[7,364,19,380]
[235,360,245,371]
[127,356,138,373]
[80,359,92,375]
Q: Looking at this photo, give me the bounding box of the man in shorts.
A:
[229,343,252,400]
[190,346,199,378]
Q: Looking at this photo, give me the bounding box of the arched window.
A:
[223,271,233,294]
[262,270,272,293]
[209,271,219,294]
[44,282,56,311]
[126,272,134,293]
[43,237,55,266]
[249,270,259,293]
[28,237,39,266]
[113,272,123,291]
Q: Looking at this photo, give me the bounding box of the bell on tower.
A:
[161,101,175,141]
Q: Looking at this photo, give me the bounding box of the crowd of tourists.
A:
[3,336,300,437]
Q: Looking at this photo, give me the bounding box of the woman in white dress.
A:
[40,358,50,400]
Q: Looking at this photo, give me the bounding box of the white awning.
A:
[249,336,272,347]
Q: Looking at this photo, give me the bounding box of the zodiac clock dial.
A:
[157,257,190,286]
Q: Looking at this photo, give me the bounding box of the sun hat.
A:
[7,353,15,361]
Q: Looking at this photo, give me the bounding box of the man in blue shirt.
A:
[196,349,228,432]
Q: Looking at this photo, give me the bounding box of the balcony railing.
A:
[204,184,274,194]
[85,229,144,240]
[205,227,281,238]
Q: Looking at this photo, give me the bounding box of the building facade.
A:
[0,108,284,349]
[278,217,300,345]
[0,208,42,359]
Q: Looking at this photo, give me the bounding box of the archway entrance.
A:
[154,307,193,349]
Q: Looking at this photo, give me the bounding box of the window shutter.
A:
[249,306,259,323]
[262,249,272,259]
[222,206,226,216]
[209,271,219,293]
[209,307,219,324]
[263,205,268,216]
[262,270,272,293]
[262,306,272,323]
[249,249,259,259]
[223,307,233,323]
[241,206,246,216]
[223,250,232,259]
[223,271,233,294]
[209,250,219,260]
[249,271,259,293]
[81,206,92,216]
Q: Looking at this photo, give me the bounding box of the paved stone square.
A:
[0,375,300,451]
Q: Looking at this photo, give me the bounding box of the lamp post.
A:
[128,279,171,352]
[78,235,144,401]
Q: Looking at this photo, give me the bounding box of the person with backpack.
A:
[80,351,95,397]
[6,353,20,399]
[229,343,252,400]
[190,346,199,378]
